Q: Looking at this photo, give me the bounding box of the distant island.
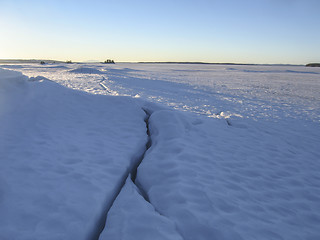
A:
[306,63,320,67]
[103,59,115,64]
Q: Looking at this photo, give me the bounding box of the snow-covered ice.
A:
[137,109,320,240]
[1,63,320,239]
[0,68,147,239]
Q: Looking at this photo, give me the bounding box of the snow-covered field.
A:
[1,63,319,240]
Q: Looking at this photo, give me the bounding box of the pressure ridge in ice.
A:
[0,68,147,239]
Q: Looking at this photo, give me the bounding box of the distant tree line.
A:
[103,59,115,64]
[306,63,320,67]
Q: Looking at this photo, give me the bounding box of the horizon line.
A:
[0,58,311,66]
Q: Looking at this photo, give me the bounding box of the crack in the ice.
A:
[91,171,127,240]
[130,108,152,183]
[95,107,184,240]
[130,108,152,202]
[132,108,185,240]
[94,108,151,240]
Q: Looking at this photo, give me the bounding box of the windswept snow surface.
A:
[0,68,147,239]
[1,63,320,240]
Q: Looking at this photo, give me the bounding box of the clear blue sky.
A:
[0,0,319,64]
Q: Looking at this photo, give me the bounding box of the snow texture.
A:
[137,109,320,240]
[0,68,147,240]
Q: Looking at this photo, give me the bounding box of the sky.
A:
[0,0,319,64]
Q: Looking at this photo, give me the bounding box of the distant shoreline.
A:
[137,62,303,66]
[0,59,64,64]
[0,59,304,66]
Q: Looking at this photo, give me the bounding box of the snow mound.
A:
[99,177,183,240]
[68,67,104,74]
[0,68,147,240]
[137,109,320,240]
[29,75,51,82]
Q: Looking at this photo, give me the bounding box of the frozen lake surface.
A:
[1,63,319,240]
[7,62,320,122]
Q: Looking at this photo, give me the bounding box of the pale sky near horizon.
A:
[0,0,319,64]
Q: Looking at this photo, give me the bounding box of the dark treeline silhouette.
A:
[103,59,115,64]
[306,63,320,67]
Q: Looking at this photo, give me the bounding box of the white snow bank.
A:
[99,176,183,240]
[137,109,320,240]
[0,68,147,239]
[68,67,104,74]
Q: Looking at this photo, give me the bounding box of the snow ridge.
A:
[134,108,185,240]
[130,109,152,183]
